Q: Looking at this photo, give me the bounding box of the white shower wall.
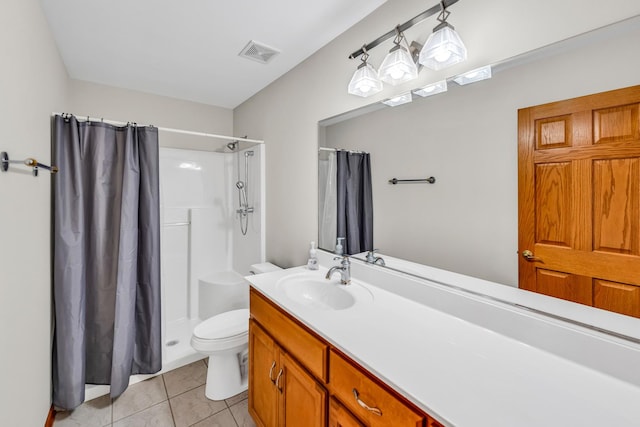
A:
[159,146,264,369]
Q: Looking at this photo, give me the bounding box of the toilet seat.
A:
[191,309,249,352]
[194,308,249,340]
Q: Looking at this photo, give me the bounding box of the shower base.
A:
[84,318,205,402]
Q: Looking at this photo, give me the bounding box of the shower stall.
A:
[73,123,265,403]
[159,142,265,372]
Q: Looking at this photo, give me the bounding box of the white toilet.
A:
[191,263,281,400]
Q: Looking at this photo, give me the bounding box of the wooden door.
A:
[280,352,327,427]
[518,85,640,317]
[249,320,279,427]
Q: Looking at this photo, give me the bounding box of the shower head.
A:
[236,181,245,189]
[227,141,238,151]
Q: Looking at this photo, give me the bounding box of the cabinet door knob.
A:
[275,368,284,393]
[269,361,277,384]
[352,388,382,416]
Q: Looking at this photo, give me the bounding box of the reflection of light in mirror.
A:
[413,80,448,97]
[381,92,412,107]
[179,162,201,171]
[453,65,492,85]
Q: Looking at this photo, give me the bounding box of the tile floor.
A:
[54,359,256,427]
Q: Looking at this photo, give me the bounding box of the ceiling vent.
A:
[239,40,280,64]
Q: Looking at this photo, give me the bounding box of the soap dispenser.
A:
[307,241,319,270]
[335,237,345,256]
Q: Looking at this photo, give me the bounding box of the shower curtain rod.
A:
[51,112,264,144]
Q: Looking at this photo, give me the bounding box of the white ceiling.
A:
[40,0,387,109]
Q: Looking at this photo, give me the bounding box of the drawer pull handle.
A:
[269,361,277,384]
[275,368,284,392]
[353,388,382,416]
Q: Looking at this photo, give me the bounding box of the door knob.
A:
[522,250,542,262]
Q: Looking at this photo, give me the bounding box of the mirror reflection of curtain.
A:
[52,115,162,410]
[336,150,373,255]
[318,150,337,251]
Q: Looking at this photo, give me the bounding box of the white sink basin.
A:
[276,272,373,310]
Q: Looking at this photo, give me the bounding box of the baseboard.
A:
[44,405,56,427]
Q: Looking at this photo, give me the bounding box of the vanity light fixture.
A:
[382,92,413,107]
[347,47,383,97]
[413,80,448,97]
[378,28,419,86]
[453,65,492,85]
[418,2,467,70]
[346,0,463,97]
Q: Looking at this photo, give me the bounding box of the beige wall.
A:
[233,0,640,270]
[0,3,233,423]
[69,80,233,150]
[0,1,69,425]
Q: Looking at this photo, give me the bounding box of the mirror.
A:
[318,17,640,329]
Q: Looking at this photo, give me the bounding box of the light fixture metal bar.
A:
[348,0,460,60]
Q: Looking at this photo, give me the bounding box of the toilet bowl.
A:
[191,263,281,400]
[191,308,250,400]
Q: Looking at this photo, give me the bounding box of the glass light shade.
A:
[413,80,448,97]
[348,62,383,97]
[453,66,492,85]
[419,24,467,71]
[382,92,412,107]
[378,46,418,86]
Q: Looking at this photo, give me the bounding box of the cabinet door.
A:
[329,397,365,427]
[249,320,279,427]
[281,352,327,427]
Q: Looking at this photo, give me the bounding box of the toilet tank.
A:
[198,271,249,319]
[250,262,281,274]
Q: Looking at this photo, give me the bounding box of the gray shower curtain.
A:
[336,150,373,255]
[52,114,162,410]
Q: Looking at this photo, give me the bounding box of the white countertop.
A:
[248,262,640,427]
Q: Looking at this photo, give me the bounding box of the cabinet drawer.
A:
[329,350,424,427]
[250,288,328,382]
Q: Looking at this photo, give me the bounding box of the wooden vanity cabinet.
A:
[249,289,329,427]
[249,287,440,427]
[249,319,327,427]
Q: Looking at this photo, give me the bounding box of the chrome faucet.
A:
[365,249,385,266]
[325,256,351,285]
